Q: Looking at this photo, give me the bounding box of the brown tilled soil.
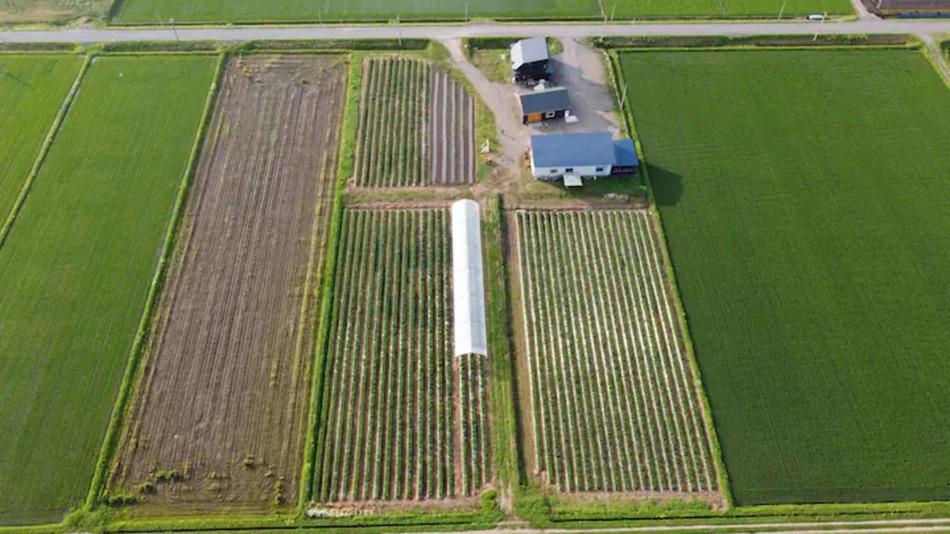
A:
[108,55,347,512]
[429,69,475,186]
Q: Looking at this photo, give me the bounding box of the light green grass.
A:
[0,0,112,23]
[0,54,215,526]
[620,49,950,505]
[612,0,852,16]
[114,0,601,23]
[0,55,82,223]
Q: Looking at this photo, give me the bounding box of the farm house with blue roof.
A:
[529,132,638,186]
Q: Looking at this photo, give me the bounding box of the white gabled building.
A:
[529,132,639,186]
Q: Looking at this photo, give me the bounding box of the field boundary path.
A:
[123,518,950,534]
[2,20,950,44]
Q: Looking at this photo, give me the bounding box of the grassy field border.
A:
[83,52,227,510]
[482,194,521,496]
[0,53,90,248]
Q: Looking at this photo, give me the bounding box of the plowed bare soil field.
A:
[109,55,347,511]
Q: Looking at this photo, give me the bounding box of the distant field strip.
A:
[621,49,950,505]
[315,209,490,502]
[109,56,346,510]
[114,0,601,23]
[354,58,474,187]
[0,55,215,525]
[0,55,82,225]
[516,210,715,493]
[613,0,852,16]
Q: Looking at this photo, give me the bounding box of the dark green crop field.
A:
[612,0,851,16]
[620,49,950,505]
[114,0,600,23]
[0,55,214,525]
[0,55,82,224]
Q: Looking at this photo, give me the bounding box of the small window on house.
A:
[545,111,556,118]
[550,169,558,174]
[565,167,574,173]
[595,167,605,172]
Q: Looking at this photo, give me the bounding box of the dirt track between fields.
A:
[109,55,347,511]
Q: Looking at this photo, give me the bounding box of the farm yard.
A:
[0,54,215,525]
[620,49,950,505]
[353,57,475,187]
[315,209,490,503]
[515,210,716,495]
[108,55,347,511]
[0,55,82,229]
[112,0,602,24]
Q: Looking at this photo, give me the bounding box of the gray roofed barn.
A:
[510,37,550,70]
[518,87,571,115]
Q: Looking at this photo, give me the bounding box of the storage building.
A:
[510,37,553,84]
[530,132,639,186]
[518,87,571,124]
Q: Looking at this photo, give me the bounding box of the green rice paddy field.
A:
[620,49,950,505]
[0,55,215,525]
[114,0,601,23]
[0,55,82,226]
[612,0,851,16]
[113,0,850,22]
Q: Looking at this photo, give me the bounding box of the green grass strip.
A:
[0,54,90,248]
[83,52,227,510]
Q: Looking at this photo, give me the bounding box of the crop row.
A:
[315,208,489,502]
[354,58,430,187]
[516,210,716,493]
[428,70,475,186]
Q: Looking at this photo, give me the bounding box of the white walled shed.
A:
[451,199,488,357]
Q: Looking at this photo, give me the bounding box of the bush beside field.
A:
[234,39,429,52]
[594,33,914,49]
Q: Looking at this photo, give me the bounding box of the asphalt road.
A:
[1,19,950,44]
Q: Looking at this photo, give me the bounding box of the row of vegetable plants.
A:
[516,210,716,494]
[315,208,489,503]
[428,69,476,185]
[353,58,429,187]
[458,353,491,496]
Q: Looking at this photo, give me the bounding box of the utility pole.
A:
[619,83,628,111]
[169,18,180,49]
[600,13,608,41]
[465,2,469,22]
[397,15,402,46]
[812,11,826,41]
[777,0,788,19]
[610,2,617,21]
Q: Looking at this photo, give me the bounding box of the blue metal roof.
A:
[530,132,617,168]
[613,139,639,167]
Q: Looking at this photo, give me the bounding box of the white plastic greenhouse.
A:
[451,199,488,357]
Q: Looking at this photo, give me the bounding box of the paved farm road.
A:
[1,19,950,44]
